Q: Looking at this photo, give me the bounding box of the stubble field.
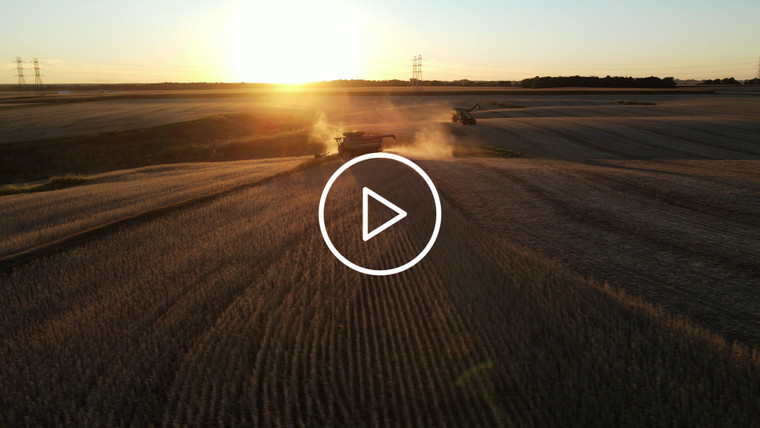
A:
[1,88,758,426]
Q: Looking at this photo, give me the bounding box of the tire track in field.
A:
[84,173,322,423]
[664,102,760,121]
[611,121,760,158]
[589,159,760,194]
[429,158,760,346]
[79,197,323,425]
[668,121,760,147]
[0,158,328,272]
[429,160,731,296]
[0,177,323,425]
[515,120,636,158]
[476,118,548,146]
[482,164,760,278]
[479,118,624,161]
[562,164,759,273]
[571,119,719,159]
[574,168,760,228]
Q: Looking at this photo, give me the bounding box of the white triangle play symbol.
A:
[362,187,407,242]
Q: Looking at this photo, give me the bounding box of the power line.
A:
[361,57,410,67]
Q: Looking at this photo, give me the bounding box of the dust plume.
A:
[309,112,344,153]
[389,123,455,159]
[310,99,458,158]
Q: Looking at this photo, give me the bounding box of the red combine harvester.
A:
[335,132,396,159]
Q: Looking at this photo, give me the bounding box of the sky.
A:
[3,0,759,84]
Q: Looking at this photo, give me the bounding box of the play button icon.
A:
[319,153,442,276]
[363,187,407,241]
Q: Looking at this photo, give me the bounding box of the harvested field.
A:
[0,157,308,259]
[1,88,759,425]
[426,157,760,346]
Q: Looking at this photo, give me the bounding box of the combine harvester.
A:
[335,132,396,160]
[451,103,480,125]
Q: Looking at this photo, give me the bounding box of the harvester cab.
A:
[335,132,396,160]
[451,103,480,125]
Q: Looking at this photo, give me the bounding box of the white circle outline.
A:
[319,153,442,276]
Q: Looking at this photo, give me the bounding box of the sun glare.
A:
[228,0,360,83]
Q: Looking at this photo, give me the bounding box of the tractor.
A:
[451,103,480,125]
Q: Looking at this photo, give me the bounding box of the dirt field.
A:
[1,88,758,425]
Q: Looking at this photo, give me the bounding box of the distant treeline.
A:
[0,82,272,92]
[308,79,410,87]
[0,79,520,92]
[306,79,517,87]
[521,75,677,89]
[700,77,741,85]
[3,77,757,92]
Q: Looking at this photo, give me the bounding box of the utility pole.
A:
[33,58,43,86]
[15,56,26,92]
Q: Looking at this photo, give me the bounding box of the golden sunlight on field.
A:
[227,0,360,83]
[1,88,759,425]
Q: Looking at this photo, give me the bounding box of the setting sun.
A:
[227,0,360,83]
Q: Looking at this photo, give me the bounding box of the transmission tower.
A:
[418,54,422,86]
[756,56,759,86]
[15,56,26,89]
[32,58,43,86]
[411,55,418,88]
[411,54,422,90]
